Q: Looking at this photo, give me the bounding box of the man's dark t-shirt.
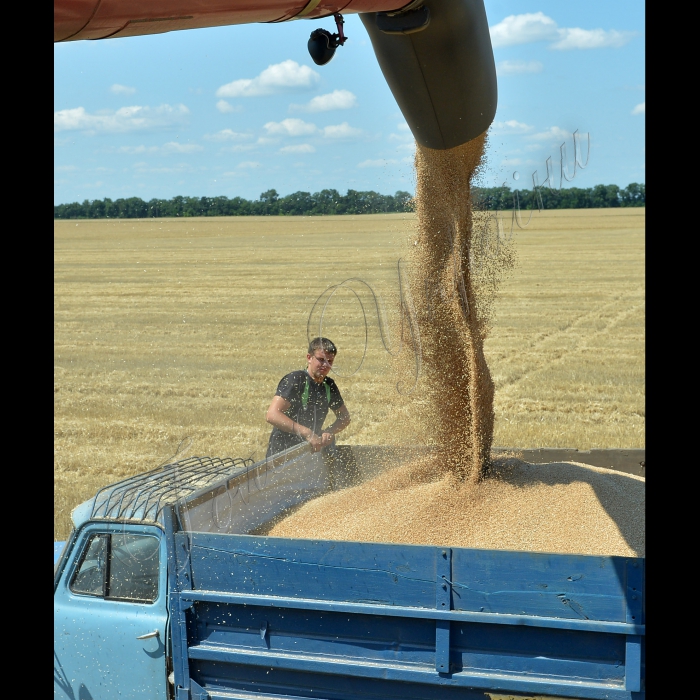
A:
[266,370,344,457]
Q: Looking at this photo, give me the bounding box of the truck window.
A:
[70,533,108,596]
[70,532,160,603]
[109,533,160,603]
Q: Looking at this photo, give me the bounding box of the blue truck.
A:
[54,444,645,700]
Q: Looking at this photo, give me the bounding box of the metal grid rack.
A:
[90,455,255,524]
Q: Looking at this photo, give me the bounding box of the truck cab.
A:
[54,511,170,698]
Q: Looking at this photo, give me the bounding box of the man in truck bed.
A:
[265,336,351,457]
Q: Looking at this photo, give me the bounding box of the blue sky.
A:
[54,1,645,204]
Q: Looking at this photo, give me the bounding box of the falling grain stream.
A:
[409,134,494,482]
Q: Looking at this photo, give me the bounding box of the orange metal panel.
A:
[71,1,299,40]
[54,0,410,42]
[54,0,101,41]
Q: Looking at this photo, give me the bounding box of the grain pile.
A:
[267,456,645,557]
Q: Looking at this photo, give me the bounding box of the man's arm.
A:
[266,395,323,450]
[321,404,351,446]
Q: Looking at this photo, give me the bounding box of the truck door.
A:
[54,523,169,700]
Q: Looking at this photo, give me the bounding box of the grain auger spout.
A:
[361,0,497,150]
[54,0,497,151]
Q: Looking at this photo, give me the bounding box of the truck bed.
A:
[163,446,644,700]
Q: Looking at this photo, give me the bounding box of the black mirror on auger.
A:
[307,13,347,66]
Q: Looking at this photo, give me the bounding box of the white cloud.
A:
[496,60,543,75]
[323,122,363,139]
[216,100,242,113]
[492,120,534,134]
[390,123,412,140]
[110,84,136,95]
[551,28,635,50]
[54,104,190,133]
[490,12,635,50]
[131,162,205,174]
[358,158,398,168]
[290,89,357,113]
[264,118,318,136]
[216,60,320,98]
[223,144,257,153]
[256,120,362,141]
[237,161,261,169]
[119,142,203,155]
[528,126,572,142]
[388,122,414,150]
[161,142,202,154]
[632,102,645,115]
[279,144,316,154]
[204,129,252,142]
[138,167,186,174]
[490,13,558,47]
[55,164,77,172]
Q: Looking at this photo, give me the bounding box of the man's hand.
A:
[306,432,324,452]
[320,432,335,448]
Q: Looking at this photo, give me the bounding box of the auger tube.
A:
[360,0,497,150]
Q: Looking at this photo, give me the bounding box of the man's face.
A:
[307,350,335,381]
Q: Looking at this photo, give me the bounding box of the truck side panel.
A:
[170,532,644,700]
[178,448,329,535]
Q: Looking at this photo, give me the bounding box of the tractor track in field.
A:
[492,286,644,395]
[489,284,644,364]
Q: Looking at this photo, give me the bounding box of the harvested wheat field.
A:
[54,208,644,539]
[267,456,644,557]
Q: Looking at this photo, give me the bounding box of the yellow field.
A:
[54,208,644,539]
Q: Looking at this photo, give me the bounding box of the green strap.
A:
[301,376,331,409]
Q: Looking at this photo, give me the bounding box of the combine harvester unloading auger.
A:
[54,0,497,151]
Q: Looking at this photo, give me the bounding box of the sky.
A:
[54,1,645,204]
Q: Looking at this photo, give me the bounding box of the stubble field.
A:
[54,208,644,539]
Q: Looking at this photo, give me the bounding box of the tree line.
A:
[54,183,644,219]
[474,182,645,211]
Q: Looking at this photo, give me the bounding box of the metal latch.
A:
[136,629,160,640]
